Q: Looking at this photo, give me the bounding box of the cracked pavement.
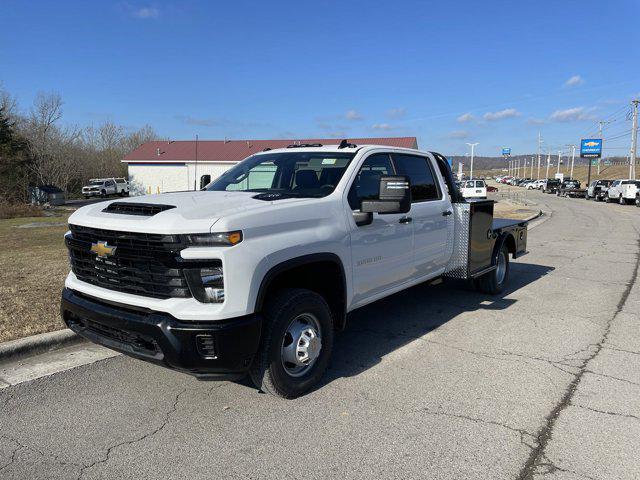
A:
[1,190,640,479]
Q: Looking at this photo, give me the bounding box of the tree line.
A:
[0,87,158,203]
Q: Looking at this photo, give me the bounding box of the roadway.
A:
[1,189,639,479]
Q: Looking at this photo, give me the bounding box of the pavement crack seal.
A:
[416,408,536,450]
[516,238,640,480]
[77,388,187,479]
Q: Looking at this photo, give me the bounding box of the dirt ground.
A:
[0,212,71,343]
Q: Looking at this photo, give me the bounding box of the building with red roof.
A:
[122,137,418,194]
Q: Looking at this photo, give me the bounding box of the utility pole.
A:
[597,120,613,175]
[630,100,639,180]
[545,151,551,179]
[194,134,199,190]
[537,132,542,179]
[557,150,562,175]
[530,156,534,178]
[566,145,576,179]
[466,142,478,179]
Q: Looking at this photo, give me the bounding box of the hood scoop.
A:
[102,202,176,216]
[252,192,294,201]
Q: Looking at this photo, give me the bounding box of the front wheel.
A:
[475,244,510,295]
[619,196,626,205]
[605,193,611,203]
[249,288,334,398]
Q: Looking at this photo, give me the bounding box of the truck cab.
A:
[61,143,527,398]
[586,179,613,201]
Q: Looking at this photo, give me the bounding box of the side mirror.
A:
[361,175,411,214]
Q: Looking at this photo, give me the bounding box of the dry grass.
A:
[0,212,70,343]
[493,201,540,220]
[0,202,46,219]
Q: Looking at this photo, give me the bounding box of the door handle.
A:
[399,216,412,224]
[442,210,453,216]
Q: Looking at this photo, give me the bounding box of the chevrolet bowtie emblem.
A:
[90,241,117,258]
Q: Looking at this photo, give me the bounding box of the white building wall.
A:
[127,162,237,196]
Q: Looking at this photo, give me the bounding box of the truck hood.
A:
[68,191,307,234]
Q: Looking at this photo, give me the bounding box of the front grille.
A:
[66,224,191,299]
[102,202,176,216]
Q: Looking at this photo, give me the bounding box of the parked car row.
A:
[495,174,640,207]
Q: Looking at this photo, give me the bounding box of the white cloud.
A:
[483,108,521,121]
[526,118,545,125]
[345,110,362,121]
[564,75,584,87]
[549,107,595,122]
[372,123,393,131]
[446,130,470,139]
[387,107,406,118]
[133,7,159,19]
[457,112,474,123]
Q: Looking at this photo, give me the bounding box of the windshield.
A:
[89,181,103,186]
[207,151,355,198]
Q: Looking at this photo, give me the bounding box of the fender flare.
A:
[492,231,516,266]
[254,253,348,329]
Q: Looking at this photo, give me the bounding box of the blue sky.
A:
[1,0,638,156]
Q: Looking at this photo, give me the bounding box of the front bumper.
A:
[83,190,100,196]
[61,288,262,379]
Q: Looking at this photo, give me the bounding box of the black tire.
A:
[249,288,334,398]
[119,189,125,196]
[605,193,611,203]
[475,244,510,295]
[101,189,107,197]
[636,196,640,207]
[619,196,626,205]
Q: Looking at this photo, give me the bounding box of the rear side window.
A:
[392,154,440,202]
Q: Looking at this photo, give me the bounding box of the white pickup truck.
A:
[604,179,640,205]
[61,143,528,398]
[82,178,129,198]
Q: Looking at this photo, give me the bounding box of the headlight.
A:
[184,265,225,303]
[185,231,242,247]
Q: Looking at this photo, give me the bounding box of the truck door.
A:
[392,153,452,278]
[347,153,414,304]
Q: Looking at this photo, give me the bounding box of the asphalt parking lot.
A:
[1,189,639,480]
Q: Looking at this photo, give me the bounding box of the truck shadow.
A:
[319,261,554,387]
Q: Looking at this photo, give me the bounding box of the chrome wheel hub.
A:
[281,313,322,377]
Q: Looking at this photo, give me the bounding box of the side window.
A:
[392,154,440,202]
[347,153,395,210]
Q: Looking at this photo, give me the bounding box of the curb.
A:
[528,209,552,230]
[0,329,86,363]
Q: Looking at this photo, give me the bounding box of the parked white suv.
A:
[62,143,528,397]
[605,179,640,205]
[82,178,129,198]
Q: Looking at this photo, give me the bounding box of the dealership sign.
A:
[580,139,602,158]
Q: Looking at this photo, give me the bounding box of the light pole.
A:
[557,150,562,175]
[566,145,576,179]
[466,142,479,179]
